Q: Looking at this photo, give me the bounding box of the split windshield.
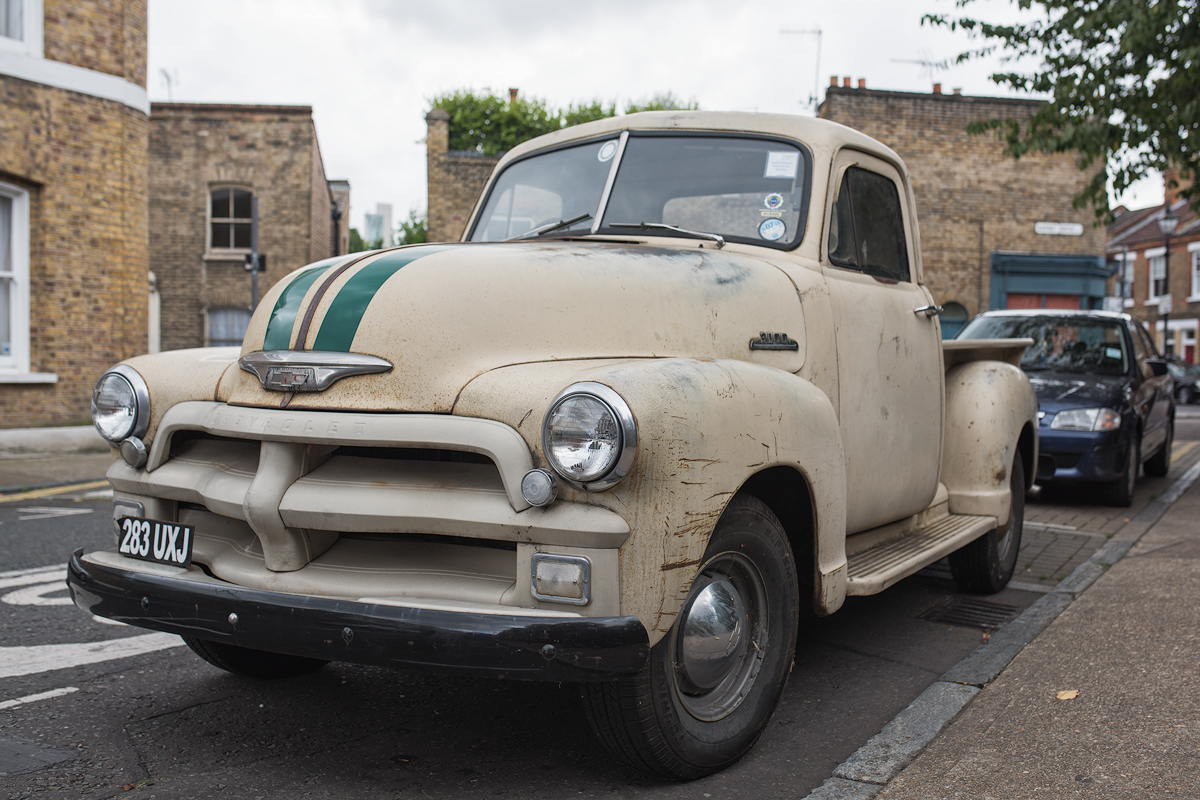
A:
[468,134,810,249]
[959,316,1130,376]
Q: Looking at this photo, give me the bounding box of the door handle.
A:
[913,304,943,317]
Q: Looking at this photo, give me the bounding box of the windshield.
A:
[467,133,810,249]
[958,315,1130,376]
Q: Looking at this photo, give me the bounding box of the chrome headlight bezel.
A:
[91,364,151,444]
[1049,407,1121,432]
[542,382,638,492]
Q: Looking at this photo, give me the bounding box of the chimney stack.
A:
[830,75,838,87]
[842,77,851,88]
[933,83,942,95]
[508,87,519,106]
[857,79,866,89]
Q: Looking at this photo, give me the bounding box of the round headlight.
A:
[543,382,637,490]
[91,366,150,443]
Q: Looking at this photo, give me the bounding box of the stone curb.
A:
[803,457,1200,800]
[0,426,107,457]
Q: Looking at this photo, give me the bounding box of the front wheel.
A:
[581,496,799,780]
[949,455,1025,594]
[1144,419,1174,478]
[1104,435,1140,508]
[183,636,328,679]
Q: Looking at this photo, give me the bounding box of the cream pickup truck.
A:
[69,111,1037,780]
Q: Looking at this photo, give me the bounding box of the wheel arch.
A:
[738,466,817,613]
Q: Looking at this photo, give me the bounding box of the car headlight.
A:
[1050,407,1121,432]
[542,382,637,491]
[91,365,150,443]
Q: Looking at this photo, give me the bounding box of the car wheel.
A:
[949,455,1025,594]
[182,636,328,679]
[1144,417,1174,478]
[1105,435,1140,507]
[581,495,799,780]
[1180,386,1195,405]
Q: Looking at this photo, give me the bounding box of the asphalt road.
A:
[3,405,1198,798]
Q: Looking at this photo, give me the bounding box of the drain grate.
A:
[918,597,1022,630]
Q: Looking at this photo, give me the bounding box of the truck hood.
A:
[223,242,807,412]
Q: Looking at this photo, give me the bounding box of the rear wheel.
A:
[949,455,1025,594]
[182,637,328,679]
[1105,435,1140,508]
[1144,418,1174,478]
[581,496,799,780]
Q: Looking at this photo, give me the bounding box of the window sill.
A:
[1123,298,1135,307]
[203,251,250,262]
[1187,296,1200,304]
[1145,299,1163,306]
[0,372,58,384]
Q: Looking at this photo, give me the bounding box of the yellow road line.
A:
[1174,441,1198,463]
[0,480,110,504]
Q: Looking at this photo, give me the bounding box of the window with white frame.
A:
[1191,244,1200,299]
[209,186,253,251]
[1112,253,1135,303]
[0,181,30,374]
[0,0,42,56]
[207,307,251,347]
[0,0,22,40]
[1149,251,1167,300]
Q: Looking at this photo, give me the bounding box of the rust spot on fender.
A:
[995,468,1007,483]
[661,558,702,572]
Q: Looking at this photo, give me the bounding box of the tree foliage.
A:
[395,208,427,246]
[430,89,699,155]
[925,0,1199,217]
[348,227,379,253]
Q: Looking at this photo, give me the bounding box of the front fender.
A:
[942,360,1038,523]
[455,357,848,646]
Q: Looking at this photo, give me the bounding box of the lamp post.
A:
[1158,207,1179,356]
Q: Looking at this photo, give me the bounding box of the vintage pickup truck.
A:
[69,111,1037,780]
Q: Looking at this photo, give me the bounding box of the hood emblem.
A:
[239,351,392,393]
[749,332,798,351]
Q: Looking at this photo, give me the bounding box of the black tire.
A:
[1105,434,1140,508]
[581,496,799,780]
[949,455,1025,594]
[1179,386,1195,405]
[1144,418,1174,478]
[182,636,328,679]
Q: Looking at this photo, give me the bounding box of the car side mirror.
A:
[1146,359,1169,378]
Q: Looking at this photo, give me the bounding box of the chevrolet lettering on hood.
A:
[73,110,1039,782]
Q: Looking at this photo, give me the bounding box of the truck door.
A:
[822,150,944,533]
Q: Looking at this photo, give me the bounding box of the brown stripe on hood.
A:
[290,248,400,350]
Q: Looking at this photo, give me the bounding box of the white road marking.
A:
[16,506,94,521]
[0,564,63,579]
[0,686,80,710]
[3,580,73,606]
[0,633,183,679]
[0,568,63,592]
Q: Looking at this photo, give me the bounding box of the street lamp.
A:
[1158,207,1179,355]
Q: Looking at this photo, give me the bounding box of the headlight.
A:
[1050,407,1121,432]
[542,382,637,491]
[91,365,150,443]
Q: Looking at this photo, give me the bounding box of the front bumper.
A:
[67,549,649,682]
[1035,428,1129,483]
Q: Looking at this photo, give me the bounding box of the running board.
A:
[846,514,995,595]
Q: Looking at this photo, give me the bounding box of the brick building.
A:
[820,81,1108,336]
[148,103,350,351]
[1107,173,1200,362]
[1,0,149,429]
[425,108,498,243]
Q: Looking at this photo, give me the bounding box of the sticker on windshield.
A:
[759,218,787,241]
[597,141,618,162]
[764,192,784,210]
[1105,346,1121,360]
[764,151,799,179]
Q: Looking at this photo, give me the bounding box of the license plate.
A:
[117,516,194,567]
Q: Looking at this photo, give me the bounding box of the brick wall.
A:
[425,109,499,243]
[148,103,343,351]
[0,0,148,429]
[820,86,1105,316]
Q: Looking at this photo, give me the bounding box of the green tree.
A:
[348,227,381,253]
[625,92,700,113]
[925,0,1200,217]
[395,208,427,245]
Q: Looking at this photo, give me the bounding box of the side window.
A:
[1129,323,1153,378]
[209,187,253,251]
[827,167,910,282]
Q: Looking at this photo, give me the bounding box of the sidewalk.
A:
[819,457,1200,799]
[0,425,112,492]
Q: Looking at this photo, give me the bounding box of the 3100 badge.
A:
[117,516,194,567]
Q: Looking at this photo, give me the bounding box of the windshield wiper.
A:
[507,213,592,241]
[610,222,725,249]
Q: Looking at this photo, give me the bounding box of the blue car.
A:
[958,310,1174,506]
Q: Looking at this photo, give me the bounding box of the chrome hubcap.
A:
[671,552,768,722]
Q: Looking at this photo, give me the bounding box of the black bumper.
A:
[67,549,649,681]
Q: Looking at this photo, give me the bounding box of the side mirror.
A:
[1146,359,1169,378]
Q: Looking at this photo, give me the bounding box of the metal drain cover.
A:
[918,597,1021,630]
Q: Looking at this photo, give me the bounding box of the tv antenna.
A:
[891,50,947,84]
[159,68,178,101]
[780,28,822,114]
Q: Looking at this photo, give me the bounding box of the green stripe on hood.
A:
[261,260,341,351]
[311,246,455,352]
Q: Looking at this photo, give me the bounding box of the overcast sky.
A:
[147,0,1163,238]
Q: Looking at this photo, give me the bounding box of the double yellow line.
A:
[0,480,110,504]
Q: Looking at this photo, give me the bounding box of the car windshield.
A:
[468,134,810,250]
[958,316,1130,376]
